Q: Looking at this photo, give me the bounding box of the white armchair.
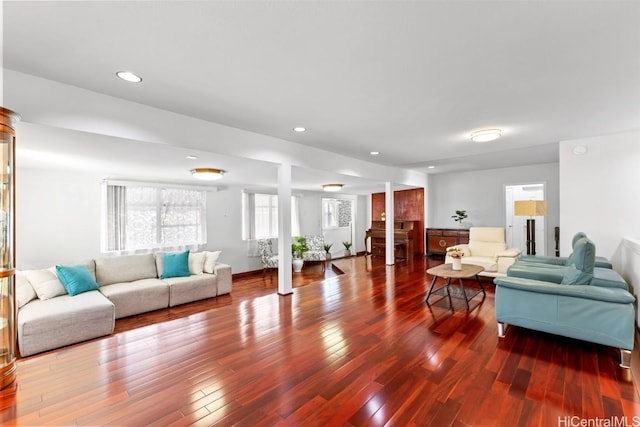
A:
[445,227,521,277]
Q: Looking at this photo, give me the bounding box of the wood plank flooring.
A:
[1,256,639,426]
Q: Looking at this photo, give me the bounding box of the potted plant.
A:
[451,210,468,227]
[323,243,333,261]
[291,236,309,272]
[342,241,353,257]
[447,246,465,270]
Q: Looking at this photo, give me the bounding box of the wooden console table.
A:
[426,228,469,256]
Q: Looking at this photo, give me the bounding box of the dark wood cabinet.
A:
[426,228,469,256]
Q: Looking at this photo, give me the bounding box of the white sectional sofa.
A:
[16,251,232,357]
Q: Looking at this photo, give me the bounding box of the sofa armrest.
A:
[518,255,567,265]
[507,263,565,284]
[213,263,232,295]
[494,276,635,304]
[497,248,521,258]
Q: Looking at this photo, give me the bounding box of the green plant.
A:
[323,243,333,253]
[451,210,468,224]
[342,241,353,250]
[291,236,309,259]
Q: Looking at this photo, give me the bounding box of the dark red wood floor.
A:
[0,255,638,426]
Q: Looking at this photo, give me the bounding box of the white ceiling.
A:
[3,1,640,189]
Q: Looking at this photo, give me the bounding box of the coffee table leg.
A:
[476,275,486,296]
[458,278,471,310]
[425,275,438,304]
[446,277,454,310]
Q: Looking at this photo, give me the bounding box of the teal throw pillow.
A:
[161,250,191,279]
[55,265,100,296]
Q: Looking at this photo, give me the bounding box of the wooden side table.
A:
[425,263,485,310]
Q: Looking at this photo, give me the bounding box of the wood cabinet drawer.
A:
[426,228,469,256]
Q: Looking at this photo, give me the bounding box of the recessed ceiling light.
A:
[370,151,380,156]
[293,127,306,132]
[185,155,198,160]
[323,183,343,192]
[470,128,502,142]
[191,168,225,180]
[116,71,142,83]
[427,165,435,169]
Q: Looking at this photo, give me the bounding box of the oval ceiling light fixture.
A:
[185,155,198,160]
[323,183,343,192]
[427,165,435,169]
[116,71,143,83]
[191,168,225,180]
[470,128,502,142]
[370,151,380,156]
[293,127,306,132]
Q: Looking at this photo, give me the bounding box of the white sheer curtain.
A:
[103,183,207,255]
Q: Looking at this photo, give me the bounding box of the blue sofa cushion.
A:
[561,266,592,286]
[572,237,595,272]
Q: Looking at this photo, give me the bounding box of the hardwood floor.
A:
[1,256,639,426]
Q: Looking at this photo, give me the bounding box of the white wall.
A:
[16,166,368,272]
[619,238,640,327]
[17,168,103,268]
[428,162,560,256]
[559,131,640,261]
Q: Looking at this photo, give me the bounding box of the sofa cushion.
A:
[99,278,169,319]
[16,272,37,308]
[23,267,67,300]
[561,266,593,286]
[203,251,222,273]
[18,290,115,357]
[95,254,158,286]
[161,251,191,279]
[163,274,217,307]
[469,241,507,258]
[462,256,498,272]
[56,264,100,296]
[572,238,596,274]
[188,252,206,275]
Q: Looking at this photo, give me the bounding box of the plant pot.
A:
[451,257,462,270]
[325,253,332,262]
[344,250,351,257]
[292,258,304,273]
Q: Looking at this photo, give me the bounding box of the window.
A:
[242,192,300,239]
[103,183,207,252]
[322,198,352,229]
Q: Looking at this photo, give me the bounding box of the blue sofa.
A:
[518,232,613,269]
[494,237,635,367]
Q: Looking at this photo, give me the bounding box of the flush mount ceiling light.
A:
[323,183,343,192]
[370,151,380,156]
[470,128,502,142]
[116,71,143,83]
[191,168,225,180]
[185,155,198,160]
[293,127,306,132]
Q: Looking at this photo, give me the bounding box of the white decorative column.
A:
[385,181,395,266]
[277,163,293,295]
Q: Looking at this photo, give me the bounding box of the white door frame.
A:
[505,182,547,256]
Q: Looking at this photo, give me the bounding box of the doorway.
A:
[321,198,354,258]
[505,183,546,255]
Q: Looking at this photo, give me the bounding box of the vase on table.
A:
[451,257,462,270]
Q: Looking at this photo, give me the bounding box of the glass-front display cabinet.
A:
[0,107,18,389]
